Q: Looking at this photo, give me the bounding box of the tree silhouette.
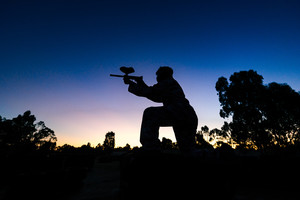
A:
[122,143,131,151]
[195,126,213,149]
[57,144,76,152]
[216,70,300,149]
[161,137,175,150]
[95,143,104,151]
[0,110,56,152]
[103,131,115,150]
[263,82,300,146]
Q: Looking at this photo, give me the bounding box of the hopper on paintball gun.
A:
[110,67,142,83]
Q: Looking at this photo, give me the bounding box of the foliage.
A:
[263,82,300,146]
[123,143,131,151]
[161,137,177,150]
[0,110,57,152]
[103,131,115,150]
[57,144,77,152]
[195,126,214,149]
[216,70,300,149]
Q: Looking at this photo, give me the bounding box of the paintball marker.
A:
[110,67,142,82]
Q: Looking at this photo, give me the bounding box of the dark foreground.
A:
[120,151,300,200]
[1,150,300,200]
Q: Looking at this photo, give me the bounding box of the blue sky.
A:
[1,0,300,147]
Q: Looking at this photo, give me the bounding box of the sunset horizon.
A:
[1,0,300,148]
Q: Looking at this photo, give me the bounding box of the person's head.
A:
[156,66,173,82]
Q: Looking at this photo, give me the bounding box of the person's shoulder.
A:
[162,77,178,84]
[169,78,182,87]
[153,78,180,89]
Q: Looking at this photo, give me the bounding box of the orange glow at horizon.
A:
[54,109,141,147]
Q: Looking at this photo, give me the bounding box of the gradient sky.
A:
[1,0,300,147]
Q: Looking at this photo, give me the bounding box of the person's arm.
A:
[123,76,148,96]
[144,83,164,103]
[124,77,163,103]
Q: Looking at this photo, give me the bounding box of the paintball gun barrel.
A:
[110,66,142,81]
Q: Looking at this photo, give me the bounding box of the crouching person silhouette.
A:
[124,66,198,153]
